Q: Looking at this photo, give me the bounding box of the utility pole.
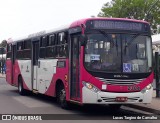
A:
[155,52,160,97]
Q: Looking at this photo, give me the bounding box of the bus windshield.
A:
[84,32,152,73]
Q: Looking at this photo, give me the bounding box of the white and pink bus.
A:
[6,18,153,109]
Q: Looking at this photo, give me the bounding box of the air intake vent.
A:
[96,77,145,85]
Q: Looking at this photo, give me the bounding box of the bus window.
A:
[7,44,12,59]
[48,35,55,46]
[23,40,31,59]
[24,40,31,49]
[7,44,12,52]
[40,36,47,47]
[39,36,46,58]
[57,32,68,57]
[16,41,24,59]
[17,41,23,51]
[58,32,68,44]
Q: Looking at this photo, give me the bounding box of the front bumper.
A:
[82,86,153,104]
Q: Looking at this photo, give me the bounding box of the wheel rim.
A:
[59,89,66,106]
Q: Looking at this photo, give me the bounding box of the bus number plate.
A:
[115,97,128,102]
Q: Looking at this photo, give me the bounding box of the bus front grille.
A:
[96,77,145,85]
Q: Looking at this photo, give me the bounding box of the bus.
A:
[6,17,153,109]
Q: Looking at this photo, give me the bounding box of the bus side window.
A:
[23,39,31,59]
[16,41,24,59]
[40,36,47,58]
[24,40,31,49]
[17,41,23,51]
[49,35,55,46]
[40,36,47,47]
[57,32,68,57]
[7,44,12,52]
[7,44,12,59]
[46,34,57,58]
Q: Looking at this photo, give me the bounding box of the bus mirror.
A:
[80,35,87,46]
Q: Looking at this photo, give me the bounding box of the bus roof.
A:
[70,17,149,28]
[7,17,149,43]
[7,24,70,43]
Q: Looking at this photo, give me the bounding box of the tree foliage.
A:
[98,0,160,34]
[0,40,7,48]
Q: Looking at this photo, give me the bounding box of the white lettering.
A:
[113,116,123,120]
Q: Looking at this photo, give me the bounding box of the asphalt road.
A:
[0,78,159,123]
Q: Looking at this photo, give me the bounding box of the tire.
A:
[57,85,70,109]
[18,76,26,95]
[109,104,122,110]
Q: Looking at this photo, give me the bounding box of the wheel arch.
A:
[55,79,65,97]
[17,74,22,86]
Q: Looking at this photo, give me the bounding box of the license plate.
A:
[115,97,128,102]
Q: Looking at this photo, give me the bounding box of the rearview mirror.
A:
[80,34,87,46]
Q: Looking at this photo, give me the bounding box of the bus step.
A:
[32,89,39,94]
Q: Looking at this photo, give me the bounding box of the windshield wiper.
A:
[97,30,119,56]
[127,33,142,46]
[96,30,112,42]
[124,33,142,55]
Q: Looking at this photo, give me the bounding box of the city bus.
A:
[6,17,153,109]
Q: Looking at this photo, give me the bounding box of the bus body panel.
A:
[81,63,154,93]
[6,60,12,85]
[82,86,153,104]
[44,59,69,99]
[18,60,32,90]
[37,59,58,94]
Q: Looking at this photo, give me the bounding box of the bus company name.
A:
[114,75,129,78]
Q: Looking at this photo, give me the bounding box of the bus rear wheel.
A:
[18,76,26,95]
[57,85,70,109]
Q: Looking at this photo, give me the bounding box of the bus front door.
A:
[70,35,81,101]
[32,41,39,91]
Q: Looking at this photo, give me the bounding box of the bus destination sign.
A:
[93,20,143,31]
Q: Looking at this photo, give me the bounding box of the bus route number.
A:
[128,85,140,91]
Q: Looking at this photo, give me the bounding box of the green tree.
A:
[0,40,7,48]
[98,0,160,34]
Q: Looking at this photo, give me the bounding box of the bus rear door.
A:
[32,41,39,91]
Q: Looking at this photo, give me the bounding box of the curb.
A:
[0,76,5,78]
[124,104,160,115]
[0,74,6,78]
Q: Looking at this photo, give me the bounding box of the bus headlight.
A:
[141,84,152,94]
[82,81,100,93]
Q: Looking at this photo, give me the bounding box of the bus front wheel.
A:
[57,85,69,109]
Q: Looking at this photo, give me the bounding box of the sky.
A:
[0,0,110,42]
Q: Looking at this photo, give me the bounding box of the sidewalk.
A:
[0,73,5,78]
[126,90,160,115]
